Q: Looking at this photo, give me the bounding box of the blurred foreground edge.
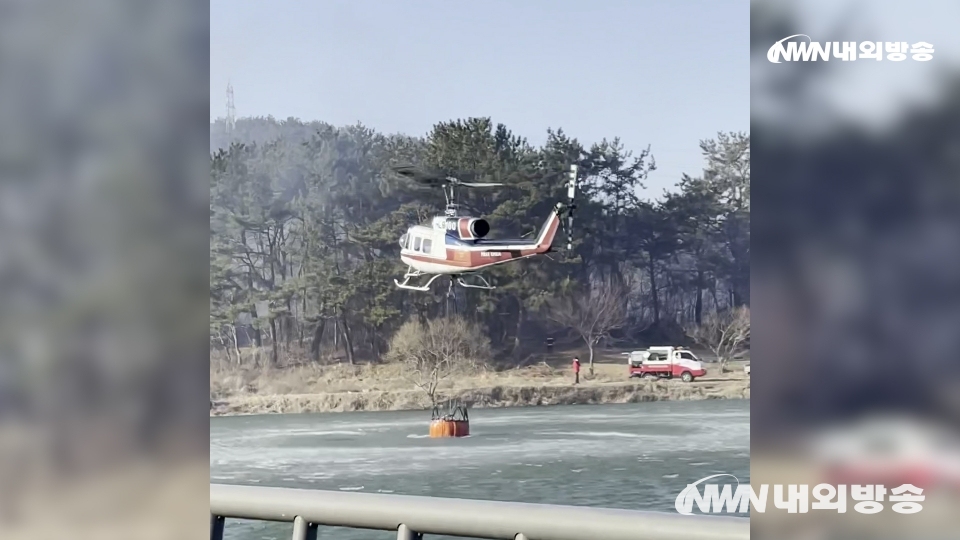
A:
[751,0,960,538]
[0,1,210,539]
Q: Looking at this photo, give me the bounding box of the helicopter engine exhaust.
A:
[447,217,490,240]
[467,218,490,239]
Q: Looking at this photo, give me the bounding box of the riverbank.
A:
[210,359,750,416]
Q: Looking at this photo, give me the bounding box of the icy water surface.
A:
[211,400,749,539]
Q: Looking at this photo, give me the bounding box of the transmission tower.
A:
[226,80,236,134]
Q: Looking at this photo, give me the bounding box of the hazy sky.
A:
[211,0,750,195]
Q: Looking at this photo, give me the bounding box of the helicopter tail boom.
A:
[529,203,564,253]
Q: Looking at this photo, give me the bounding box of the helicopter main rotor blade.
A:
[392,165,447,182]
[391,165,449,184]
[458,182,504,187]
[392,165,512,189]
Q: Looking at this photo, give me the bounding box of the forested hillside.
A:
[210,116,749,367]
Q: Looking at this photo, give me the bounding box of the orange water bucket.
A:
[429,419,470,438]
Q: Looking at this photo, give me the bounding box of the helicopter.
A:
[391,163,578,292]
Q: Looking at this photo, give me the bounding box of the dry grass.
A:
[210,352,750,416]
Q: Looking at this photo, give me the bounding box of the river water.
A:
[211,399,749,540]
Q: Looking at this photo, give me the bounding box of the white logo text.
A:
[767,36,934,63]
[675,475,924,515]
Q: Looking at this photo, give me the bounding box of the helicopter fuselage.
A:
[398,204,561,275]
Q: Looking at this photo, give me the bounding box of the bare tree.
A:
[384,316,490,407]
[546,279,628,376]
[687,306,750,372]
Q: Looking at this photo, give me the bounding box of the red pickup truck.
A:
[626,346,706,382]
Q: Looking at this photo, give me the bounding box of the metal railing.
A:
[211,483,749,540]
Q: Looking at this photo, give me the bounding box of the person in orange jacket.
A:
[572,356,581,384]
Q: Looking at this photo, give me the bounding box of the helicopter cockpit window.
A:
[413,237,422,252]
[399,233,408,249]
[422,238,432,254]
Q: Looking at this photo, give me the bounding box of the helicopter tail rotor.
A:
[565,164,577,251]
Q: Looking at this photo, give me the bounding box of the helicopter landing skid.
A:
[456,274,495,290]
[394,269,495,292]
[394,270,443,292]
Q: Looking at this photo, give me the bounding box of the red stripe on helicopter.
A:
[457,219,474,240]
[402,250,535,269]
[402,210,559,269]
